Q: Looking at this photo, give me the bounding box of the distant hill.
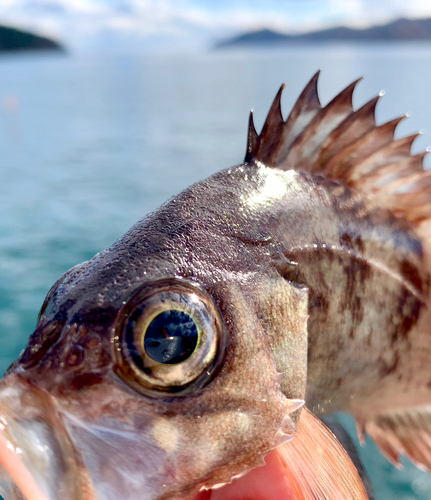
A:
[0,25,63,52]
[216,17,431,48]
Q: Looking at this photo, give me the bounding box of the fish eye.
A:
[113,279,227,398]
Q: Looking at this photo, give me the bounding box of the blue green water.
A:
[1,44,431,499]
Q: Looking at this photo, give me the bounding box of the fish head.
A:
[0,174,308,500]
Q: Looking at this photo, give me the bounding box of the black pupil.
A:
[143,310,198,364]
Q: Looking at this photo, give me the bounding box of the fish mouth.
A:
[193,449,297,500]
[0,375,94,500]
[0,375,297,500]
[0,375,366,500]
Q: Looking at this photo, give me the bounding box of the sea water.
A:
[1,43,431,499]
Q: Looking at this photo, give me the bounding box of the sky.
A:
[1,0,431,51]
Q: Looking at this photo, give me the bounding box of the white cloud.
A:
[1,0,431,51]
[330,0,431,27]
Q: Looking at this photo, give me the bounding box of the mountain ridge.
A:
[0,24,63,52]
[216,17,431,48]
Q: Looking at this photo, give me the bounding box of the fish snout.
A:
[0,374,94,500]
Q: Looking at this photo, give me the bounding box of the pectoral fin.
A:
[198,408,369,500]
[277,408,370,500]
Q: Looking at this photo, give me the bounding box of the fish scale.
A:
[0,73,430,499]
[246,73,431,474]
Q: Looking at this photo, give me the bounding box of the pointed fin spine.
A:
[252,84,286,165]
[245,73,429,226]
[245,110,258,162]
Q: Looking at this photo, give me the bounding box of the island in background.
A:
[216,17,431,49]
[0,24,63,52]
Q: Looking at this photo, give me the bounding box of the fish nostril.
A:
[86,336,100,350]
[11,319,64,372]
[66,346,85,367]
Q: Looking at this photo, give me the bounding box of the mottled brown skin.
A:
[3,159,429,499]
[242,73,431,470]
[4,163,310,499]
[285,174,430,418]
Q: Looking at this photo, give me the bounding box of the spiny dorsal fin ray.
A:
[245,111,258,162]
[252,84,285,164]
[245,73,429,226]
[274,70,322,164]
[325,116,407,179]
[315,95,380,168]
[347,133,421,184]
[282,78,363,171]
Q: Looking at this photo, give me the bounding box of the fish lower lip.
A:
[0,375,92,500]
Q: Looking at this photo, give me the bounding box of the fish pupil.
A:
[144,310,198,364]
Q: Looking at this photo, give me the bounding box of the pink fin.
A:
[277,408,370,500]
[360,406,431,471]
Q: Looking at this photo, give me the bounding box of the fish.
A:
[0,70,430,500]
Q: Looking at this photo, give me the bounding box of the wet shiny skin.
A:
[2,49,431,496]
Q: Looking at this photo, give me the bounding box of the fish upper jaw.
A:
[0,370,181,500]
[0,374,96,500]
[54,385,303,500]
[0,369,304,500]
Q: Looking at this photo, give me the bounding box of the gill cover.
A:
[4,72,431,500]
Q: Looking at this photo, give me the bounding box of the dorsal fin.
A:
[245,73,429,225]
[252,84,286,163]
[245,111,258,162]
